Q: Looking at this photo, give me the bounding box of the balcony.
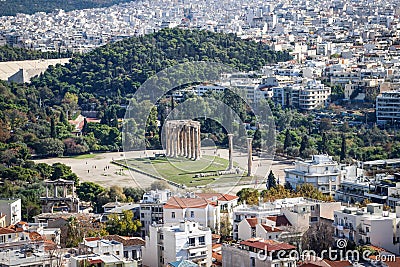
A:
[364,192,388,200]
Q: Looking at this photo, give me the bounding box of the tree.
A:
[82,118,88,134]
[62,92,78,114]
[220,213,232,241]
[340,134,347,161]
[300,135,310,158]
[302,220,335,255]
[123,187,145,202]
[319,118,332,132]
[319,132,327,154]
[284,129,292,150]
[51,162,79,184]
[106,210,142,236]
[284,181,293,191]
[34,138,64,157]
[148,180,170,191]
[236,188,260,206]
[50,117,56,138]
[77,182,105,202]
[267,170,277,189]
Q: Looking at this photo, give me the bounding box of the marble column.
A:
[177,126,181,156]
[228,134,234,170]
[191,127,195,159]
[173,126,177,158]
[247,137,253,176]
[185,126,189,158]
[194,127,199,160]
[180,128,185,157]
[197,125,201,159]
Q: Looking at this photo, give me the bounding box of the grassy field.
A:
[68,153,97,159]
[118,155,242,187]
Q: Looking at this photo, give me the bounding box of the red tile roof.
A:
[240,239,296,252]
[29,232,43,241]
[266,215,292,227]
[164,196,215,209]
[195,193,238,202]
[245,218,258,228]
[260,224,282,232]
[0,228,16,235]
[89,259,103,264]
[212,244,222,265]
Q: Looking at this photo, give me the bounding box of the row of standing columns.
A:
[165,121,201,160]
[164,120,253,176]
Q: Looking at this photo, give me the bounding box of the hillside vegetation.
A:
[0,0,134,16]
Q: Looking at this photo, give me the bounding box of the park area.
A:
[117,155,250,187]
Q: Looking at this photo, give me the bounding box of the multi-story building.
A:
[233,197,341,240]
[376,90,400,124]
[0,199,21,226]
[163,193,238,234]
[298,80,331,110]
[284,155,342,195]
[232,203,280,240]
[140,190,172,237]
[142,221,212,267]
[333,203,400,254]
[237,217,284,241]
[222,238,297,267]
[336,173,400,208]
[272,85,301,108]
[102,235,145,262]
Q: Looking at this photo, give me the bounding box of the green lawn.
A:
[68,153,97,159]
[118,155,241,187]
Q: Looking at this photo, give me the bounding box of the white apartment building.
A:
[163,193,238,234]
[298,80,331,110]
[284,155,342,195]
[80,238,124,257]
[233,197,340,240]
[334,203,400,254]
[272,85,301,108]
[376,90,400,124]
[0,199,21,226]
[232,203,281,240]
[140,190,172,237]
[142,221,212,267]
[238,217,283,241]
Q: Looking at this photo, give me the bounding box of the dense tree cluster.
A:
[0,0,134,16]
[0,45,69,62]
[236,182,334,206]
[268,99,400,162]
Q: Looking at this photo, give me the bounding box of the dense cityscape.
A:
[0,0,400,267]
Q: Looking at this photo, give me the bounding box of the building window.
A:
[190,211,194,218]
[311,206,315,211]
[199,236,205,245]
[189,237,195,246]
[172,212,175,218]
[160,234,164,240]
